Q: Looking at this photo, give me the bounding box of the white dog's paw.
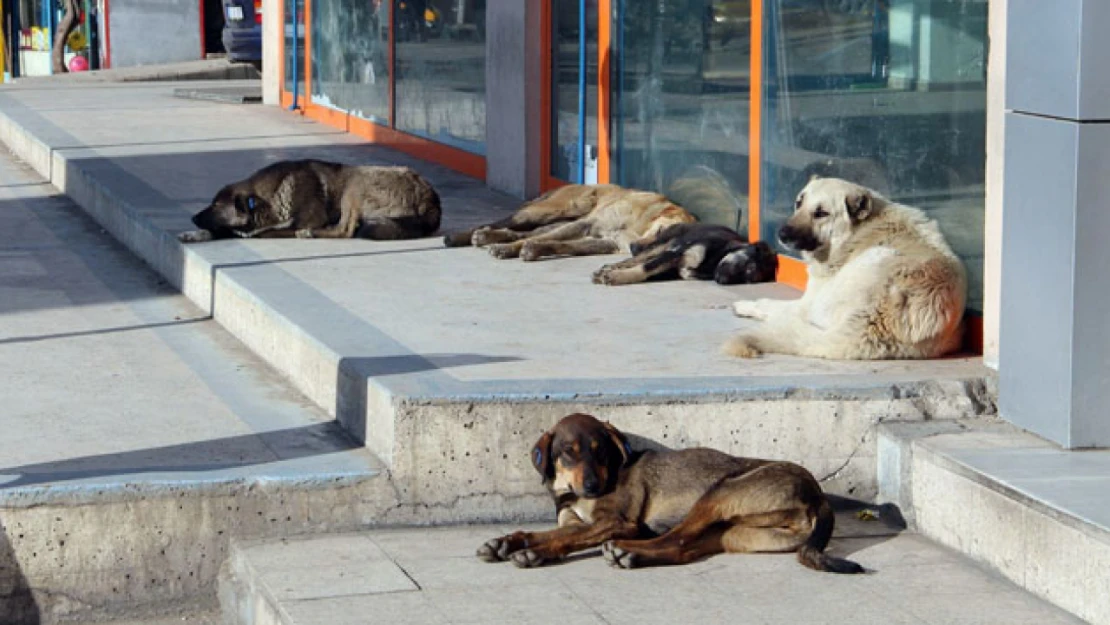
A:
[722,335,763,359]
[731,300,767,320]
[295,228,314,239]
[177,229,213,243]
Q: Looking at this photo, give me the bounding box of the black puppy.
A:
[592,223,778,286]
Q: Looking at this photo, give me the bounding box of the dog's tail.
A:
[796,500,865,574]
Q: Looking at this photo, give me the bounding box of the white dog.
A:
[725,177,967,360]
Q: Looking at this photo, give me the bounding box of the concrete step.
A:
[878,421,1110,625]
[217,519,1086,625]
[0,81,996,525]
[0,150,399,624]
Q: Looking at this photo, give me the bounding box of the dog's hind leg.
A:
[295,210,361,239]
[486,221,592,259]
[472,221,567,247]
[521,237,621,262]
[604,468,815,568]
[444,215,536,247]
[603,508,808,568]
[592,247,682,285]
[355,216,435,240]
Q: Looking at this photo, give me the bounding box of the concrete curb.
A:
[11,61,260,85]
[877,421,1110,625]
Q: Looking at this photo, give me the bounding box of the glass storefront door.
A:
[283,0,305,100]
[759,0,987,310]
[611,0,752,230]
[549,0,599,183]
[551,0,986,313]
[296,0,488,159]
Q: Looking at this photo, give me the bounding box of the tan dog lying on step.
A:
[477,413,865,573]
[444,184,696,262]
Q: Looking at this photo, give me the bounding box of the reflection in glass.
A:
[760,0,987,310]
[394,0,487,154]
[310,0,390,123]
[283,0,305,96]
[612,0,751,230]
[550,0,598,183]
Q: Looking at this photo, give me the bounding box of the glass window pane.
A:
[310,0,390,123]
[283,0,305,96]
[550,0,598,183]
[613,0,751,230]
[394,0,487,154]
[760,0,987,312]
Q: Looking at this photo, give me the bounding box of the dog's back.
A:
[336,165,442,238]
[586,190,696,248]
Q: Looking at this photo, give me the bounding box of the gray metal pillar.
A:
[484,0,543,199]
[1000,0,1110,448]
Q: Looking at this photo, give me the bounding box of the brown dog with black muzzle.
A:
[477,413,864,573]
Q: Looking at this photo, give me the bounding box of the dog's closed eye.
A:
[813,207,829,219]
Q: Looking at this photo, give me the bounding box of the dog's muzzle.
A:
[777,224,819,252]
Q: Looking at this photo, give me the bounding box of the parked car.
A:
[222,0,262,65]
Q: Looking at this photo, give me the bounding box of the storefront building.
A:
[3,0,225,78]
[263,0,1110,449]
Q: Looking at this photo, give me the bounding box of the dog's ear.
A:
[602,421,632,467]
[531,431,554,482]
[845,189,873,222]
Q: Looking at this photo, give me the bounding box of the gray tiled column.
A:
[1000,0,1110,448]
[483,0,543,199]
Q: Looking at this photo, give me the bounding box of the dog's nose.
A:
[582,476,601,496]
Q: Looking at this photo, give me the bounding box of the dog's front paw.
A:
[731,300,767,320]
[509,549,546,568]
[592,266,616,285]
[487,243,518,259]
[519,241,544,262]
[295,228,314,239]
[722,335,763,359]
[470,227,495,247]
[177,229,213,243]
[602,541,639,569]
[476,537,514,563]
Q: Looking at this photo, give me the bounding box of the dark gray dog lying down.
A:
[178,159,441,243]
[592,223,778,286]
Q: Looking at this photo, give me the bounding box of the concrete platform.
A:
[0,149,405,623]
[878,421,1110,624]
[0,81,995,522]
[219,519,1085,625]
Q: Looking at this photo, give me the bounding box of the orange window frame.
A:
[277,0,486,180]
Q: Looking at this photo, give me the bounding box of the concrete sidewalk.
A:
[0,150,397,622]
[221,521,1086,625]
